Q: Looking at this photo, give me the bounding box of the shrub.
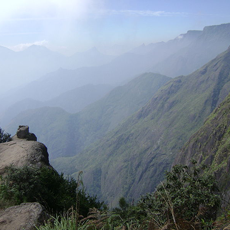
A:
[138,162,221,229]
[0,166,104,216]
[0,128,11,143]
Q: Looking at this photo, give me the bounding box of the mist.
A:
[0,0,230,130]
[1,22,230,131]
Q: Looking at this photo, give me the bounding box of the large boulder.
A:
[0,202,49,230]
[17,125,37,141]
[0,126,51,175]
[0,126,54,229]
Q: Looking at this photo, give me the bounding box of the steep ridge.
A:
[6,73,170,159]
[174,92,230,191]
[131,30,202,55]
[53,47,230,206]
[152,23,230,77]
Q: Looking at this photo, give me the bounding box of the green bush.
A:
[138,162,221,228]
[34,162,222,229]
[0,166,104,216]
[0,128,11,143]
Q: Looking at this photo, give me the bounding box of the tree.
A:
[0,128,11,143]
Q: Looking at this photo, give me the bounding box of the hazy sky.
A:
[0,0,230,55]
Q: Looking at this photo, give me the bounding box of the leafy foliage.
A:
[0,128,11,143]
[35,163,222,229]
[138,162,221,229]
[0,166,104,215]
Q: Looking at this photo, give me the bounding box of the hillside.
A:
[52,46,230,206]
[174,92,230,191]
[6,73,170,158]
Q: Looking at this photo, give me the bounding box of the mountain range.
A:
[2,23,230,206]
[51,46,230,206]
[0,45,114,96]
[151,23,230,77]
[1,23,230,117]
[0,84,113,127]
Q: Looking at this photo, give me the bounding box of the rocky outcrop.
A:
[17,125,37,141]
[0,126,53,229]
[0,203,49,230]
[174,92,230,191]
[0,126,51,175]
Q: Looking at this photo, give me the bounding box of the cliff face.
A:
[0,126,51,229]
[0,126,51,175]
[174,92,230,191]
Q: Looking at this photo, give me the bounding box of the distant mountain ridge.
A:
[64,47,115,69]
[132,29,202,56]
[1,22,230,122]
[151,23,230,77]
[0,45,114,95]
[0,84,113,127]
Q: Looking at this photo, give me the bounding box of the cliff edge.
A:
[0,126,51,230]
[0,125,51,176]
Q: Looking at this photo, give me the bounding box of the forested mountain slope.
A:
[174,91,230,191]
[52,47,230,206]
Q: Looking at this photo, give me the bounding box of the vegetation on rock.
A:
[0,127,11,143]
[138,162,221,229]
[0,166,104,216]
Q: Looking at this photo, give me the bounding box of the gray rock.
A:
[0,202,49,230]
[0,126,56,229]
[0,130,51,175]
[16,125,37,141]
[26,133,37,141]
[17,125,29,138]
